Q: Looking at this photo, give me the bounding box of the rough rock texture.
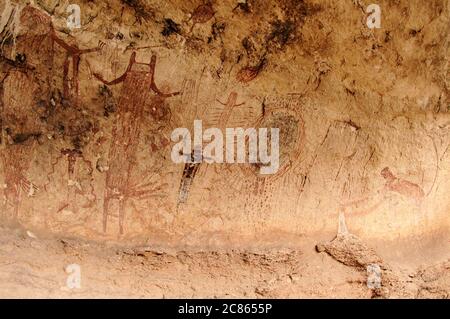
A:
[0,0,449,298]
[0,225,448,298]
[316,227,396,298]
[416,260,450,298]
[316,233,384,269]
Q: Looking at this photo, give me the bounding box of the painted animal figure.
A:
[381,167,425,200]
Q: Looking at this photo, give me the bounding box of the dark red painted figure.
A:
[93,52,179,234]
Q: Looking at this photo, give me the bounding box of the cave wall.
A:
[0,0,449,247]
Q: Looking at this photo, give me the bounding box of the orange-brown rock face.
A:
[0,0,448,253]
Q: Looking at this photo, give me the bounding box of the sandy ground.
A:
[0,225,448,299]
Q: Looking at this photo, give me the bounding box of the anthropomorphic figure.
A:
[176,92,244,206]
[0,5,101,217]
[0,5,55,217]
[93,52,179,234]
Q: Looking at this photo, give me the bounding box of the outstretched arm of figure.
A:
[93,71,127,85]
[79,47,100,54]
[51,29,78,53]
[216,99,245,107]
[149,55,180,97]
[151,81,180,97]
[53,28,104,55]
[93,52,136,85]
[216,99,226,106]
[79,41,105,55]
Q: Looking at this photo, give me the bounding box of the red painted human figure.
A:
[93,52,179,234]
[8,5,102,105]
[55,148,94,214]
[176,92,244,206]
[0,5,101,217]
[51,31,104,106]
